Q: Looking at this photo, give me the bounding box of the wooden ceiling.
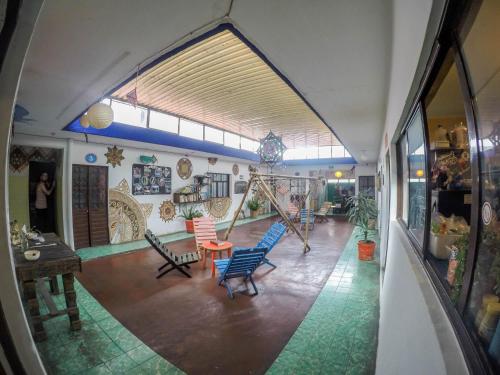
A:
[112,29,340,148]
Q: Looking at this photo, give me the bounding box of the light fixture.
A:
[334,170,343,179]
[86,103,114,129]
[416,169,424,177]
[80,114,90,128]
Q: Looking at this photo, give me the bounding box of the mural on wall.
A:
[159,200,176,222]
[108,179,153,244]
[105,146,125,168]
[132,164,172,195]
[232,164,239,176]
[177,158,193,179]
[9,146,60,173]
[204,197,232,220]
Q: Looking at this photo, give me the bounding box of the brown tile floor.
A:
[77,217,353,375]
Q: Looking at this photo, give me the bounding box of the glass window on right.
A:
[424,50,472,300]
[459,0,500,370]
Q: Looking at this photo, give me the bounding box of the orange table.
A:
[201,240,233,277]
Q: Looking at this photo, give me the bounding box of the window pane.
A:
[399,136,409,224]
[332,146,345,157]
[460,2,500,370]
[241,137,259,152]
[283,149,294,160]
[359,176,375,198]
[149,110,178,133]
[179,119,204,140]
[407,108,426,245]
[294,148,307,160]
[224,132,240,148]
[306,147,319,159]
[319,146,332,158]
[205,126,223,144]
[344,149,352,157]
[424,50,471,303]
[111,100,147,127]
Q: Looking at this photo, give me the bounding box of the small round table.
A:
[201,240,233,277]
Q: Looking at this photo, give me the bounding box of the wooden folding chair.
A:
[193,217,217,268]
[145,230,200,279]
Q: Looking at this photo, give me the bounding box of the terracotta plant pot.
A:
[250,209,258,218]
[358,240,376,261]
[185,219,194,233]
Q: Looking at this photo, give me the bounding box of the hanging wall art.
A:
[208,157,218,165]
[132,164,171,195]
[204,197,232,220]
[105,146,125,168]
[108,179,152,244]
[232,164,239,176]
[177,158,193,179]
[159,200,176,222]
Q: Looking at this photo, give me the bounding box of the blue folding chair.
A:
[300,208,315,230]
[214,247,266,299]
[256,222,286,268]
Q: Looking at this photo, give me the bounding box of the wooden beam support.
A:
[223,175,254,241]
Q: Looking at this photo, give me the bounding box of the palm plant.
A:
[346,193,378,243]
[246,196,262,211]
[178,206,203,220]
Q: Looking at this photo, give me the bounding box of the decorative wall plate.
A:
[105,146,125,168]
[159,200,176,222]
[232,164,239,176]
[208,157,218,165]
[177,158,193,179]
[204,197,232,220]
[85,153,97,163]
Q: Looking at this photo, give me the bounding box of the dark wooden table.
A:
[14,233,82,342]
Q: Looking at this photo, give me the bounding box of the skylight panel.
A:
[149,110,179,133]
[179,119,203,140]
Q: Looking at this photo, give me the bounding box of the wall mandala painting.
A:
[177,158,193,179]
[232,164,239,176]
[204,197,232,220]
[159,200,176,222]
[108,179,152,244]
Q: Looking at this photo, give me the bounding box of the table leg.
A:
[62,273,81,331]
[49,276,60,294]
[23,279,46,342]
[211,251,216,277]
[202,248,207,269]
[228,248,232,257]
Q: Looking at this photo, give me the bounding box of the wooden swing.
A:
[223,172,319,253]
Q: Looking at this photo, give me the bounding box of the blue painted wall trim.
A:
[283,157,356,166]
[64,119,260,162]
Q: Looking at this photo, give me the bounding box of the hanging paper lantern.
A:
[87,103,114,129]
[80,114,90,128]
[334,170,343,178]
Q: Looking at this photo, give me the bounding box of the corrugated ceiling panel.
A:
[112,29,340,147]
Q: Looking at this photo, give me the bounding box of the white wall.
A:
[70,140,251,236]
[376,0,469,374]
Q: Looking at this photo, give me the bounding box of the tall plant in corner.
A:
[346,193,378,260]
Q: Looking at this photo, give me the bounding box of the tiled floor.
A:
[35,222,379,375]
[76,213,276,261]
[267,228,380,375]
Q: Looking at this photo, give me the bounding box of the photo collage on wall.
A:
[132,164,171,195]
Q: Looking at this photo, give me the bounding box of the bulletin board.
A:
[132,164,171,195]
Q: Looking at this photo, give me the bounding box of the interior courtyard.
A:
[1,1,500,375]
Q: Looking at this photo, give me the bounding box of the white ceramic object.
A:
[87,103,114,129]
[24,249,40,261]
[429,233,461,259]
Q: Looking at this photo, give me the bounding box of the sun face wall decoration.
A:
[257,131,287,168]
[159,200,176,222]
[105,146,125,168]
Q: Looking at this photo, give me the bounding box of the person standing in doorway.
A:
[34,172,55,233]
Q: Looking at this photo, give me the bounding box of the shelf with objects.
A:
[173,174,211,205]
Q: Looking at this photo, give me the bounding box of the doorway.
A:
[72,165,109,249]
[29,161,57,234]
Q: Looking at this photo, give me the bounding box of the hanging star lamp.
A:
[257,131,287,168]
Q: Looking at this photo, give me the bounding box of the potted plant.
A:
[346,193,378,260]
[179,206,203,233]
[246,197,262,219]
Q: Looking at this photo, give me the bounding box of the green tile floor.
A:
[267,228,380,375]
[36,223,379,375]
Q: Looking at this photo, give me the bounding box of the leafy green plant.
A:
[451,233,469,304]
[178,206,203,220]
[346,193,378,243]
[246,196,262,211]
